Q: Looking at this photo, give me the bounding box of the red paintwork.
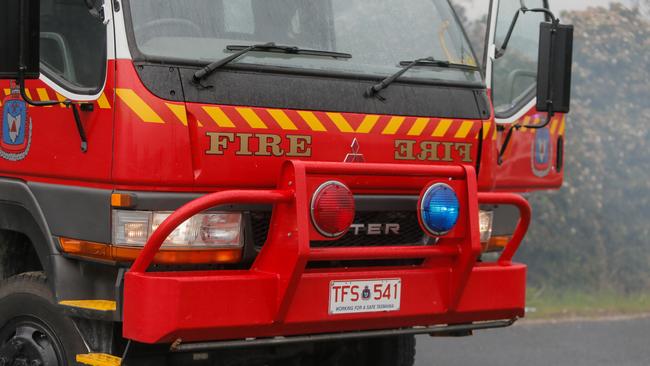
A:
[0,57,546,344]
[111,61,497,191]
[123,161,530,344]
[0,60,557,193]
[495,110,566,191]
[0,65,115,186]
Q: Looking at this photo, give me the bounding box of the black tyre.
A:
[0,272,87,366]
[365,335,416,366]
[310,335,416,366]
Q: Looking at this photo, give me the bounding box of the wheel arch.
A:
[0,179,59,281]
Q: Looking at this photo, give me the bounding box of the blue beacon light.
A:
[420,183,460,236]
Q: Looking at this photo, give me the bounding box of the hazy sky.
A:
[459,0,634,19]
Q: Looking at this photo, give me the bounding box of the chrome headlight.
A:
[479,210,494,243]
[112,210,243,249]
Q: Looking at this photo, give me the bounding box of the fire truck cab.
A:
[0,0,573,365]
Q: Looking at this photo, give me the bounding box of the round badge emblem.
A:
[1,87,32,161]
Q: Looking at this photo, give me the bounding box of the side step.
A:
[59,300,116,311]
[76,353,122,366]
[58,300,117,321]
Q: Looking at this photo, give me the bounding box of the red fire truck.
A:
[0,0,573,365]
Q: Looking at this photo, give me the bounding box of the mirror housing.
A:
[0,0,40,80]
[536,22,574,114]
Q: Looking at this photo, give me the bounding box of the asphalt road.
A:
[415,315,650,366]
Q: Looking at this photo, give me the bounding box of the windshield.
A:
[126,0,481,84]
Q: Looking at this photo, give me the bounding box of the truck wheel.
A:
[366,335,416,366]
[0,272,86,366]
[318,335,416,366]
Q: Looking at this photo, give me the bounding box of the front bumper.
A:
[123,161,530,344]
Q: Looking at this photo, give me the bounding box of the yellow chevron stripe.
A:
[55,92,67,108]
[432,119,453,137]
[520,116,531,132]
[482,122,491,139]
[550,117,559,135]
[357,115,380,134]
[382,116,405,135]
[236,107,268,129]
[116,89,163,124]
[298,111,327,132]
[268,109,298,130]
[97,93,111,109]
[455,120,474,138]
[493,127,498,140]
[166,103,188,126]
[36,88,53,107]
[558,116,566,136]
[24,89,33,103]
[167,104,205,128]
[407,118,429,136]
[0,89,10,107]
[531,116,541,128]
[203,106,235,128]
[327,112,355,133]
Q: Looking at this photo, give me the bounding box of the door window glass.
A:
[40,0,107,93]
[492,0,546,116]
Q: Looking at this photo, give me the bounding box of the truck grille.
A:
[250,211,427,248]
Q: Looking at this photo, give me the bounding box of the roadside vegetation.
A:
[521,3,649,318]
[525,289,650,320]
[454,1,650,318]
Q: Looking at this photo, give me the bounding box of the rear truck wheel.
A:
[0,272,87,366]
[309,335,416,366]
[365,335,416,366]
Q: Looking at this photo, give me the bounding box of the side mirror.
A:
[0,0,90,153]
[0,0,40,80]
[536,22,574,114]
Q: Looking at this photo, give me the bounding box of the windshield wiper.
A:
[193,42,352,82]
[365,57,478,100]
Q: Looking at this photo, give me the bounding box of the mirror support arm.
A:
[497,6,561,165]
[497,110,553,165]
[496,6,558,59]
[498,28,557,165]
[17,0,88,153]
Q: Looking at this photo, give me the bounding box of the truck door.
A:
[486,0,566,191]
[0,0,115,183]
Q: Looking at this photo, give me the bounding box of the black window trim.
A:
[39,61,108,96]
[39,3,109,96]
[492,0,550,119]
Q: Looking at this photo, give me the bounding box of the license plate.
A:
[329,279,401,315]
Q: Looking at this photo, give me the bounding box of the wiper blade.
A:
[365,57,478,99]
[193,42,352,82]
[226,44,352,59]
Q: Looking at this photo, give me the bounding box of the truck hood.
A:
[185,102,485,188]
[112,62,492,189]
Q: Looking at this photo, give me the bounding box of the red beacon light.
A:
[310,181,355,238]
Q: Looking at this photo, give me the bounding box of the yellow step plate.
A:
[59,300,117,312]
[76,353,122,366]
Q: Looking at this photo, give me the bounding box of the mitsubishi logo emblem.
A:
[344,138,365,162]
